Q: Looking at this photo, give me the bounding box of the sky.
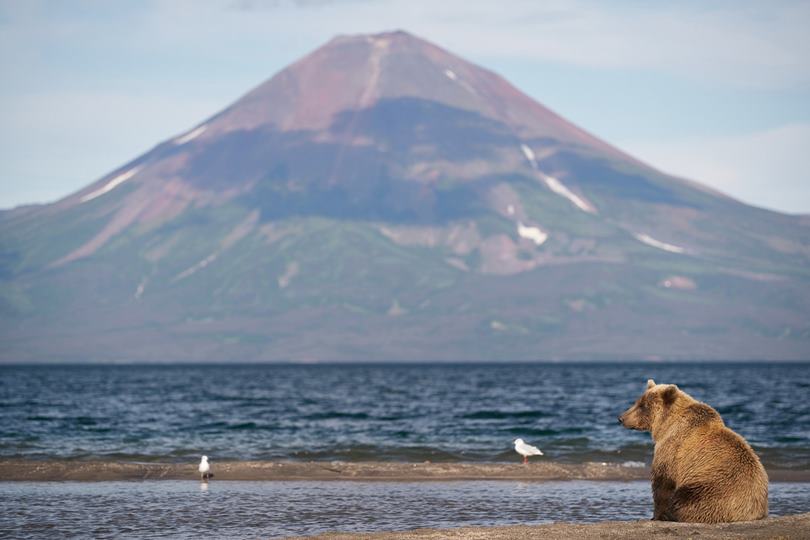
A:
[1,0,808,214]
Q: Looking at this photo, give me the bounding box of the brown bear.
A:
[619,379,768,523]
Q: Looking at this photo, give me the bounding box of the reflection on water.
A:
[1,480,809,539]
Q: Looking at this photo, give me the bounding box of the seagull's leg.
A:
[523,456,528,465]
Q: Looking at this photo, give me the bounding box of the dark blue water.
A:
[1,363,809,469]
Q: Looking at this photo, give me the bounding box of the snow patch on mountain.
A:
[520,144,537,167]
[80,167,140,203]
[519,144,597,214]
[134,278,147,300]
[634,233,686,254]
[443,66,477,95]
[174,125,207,145]
[517,222,548,246]
[173,252,219,282]
[278,261,300,289]
[543,174,597,214]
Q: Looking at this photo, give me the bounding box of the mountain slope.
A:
[1,30,809,362]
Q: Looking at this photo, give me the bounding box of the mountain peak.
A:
[208,29,461,134]
[203,30,622,159]
[328,29,423,46]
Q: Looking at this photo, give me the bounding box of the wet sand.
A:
[1,459,808,482]
[0,459,648,481]
[299,513,810,539]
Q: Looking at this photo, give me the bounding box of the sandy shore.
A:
[1,459,807,482]
[297,513,810,539]
[0,460,648,482]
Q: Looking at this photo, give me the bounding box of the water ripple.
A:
[0,363,808,468]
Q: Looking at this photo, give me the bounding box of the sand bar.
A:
[1,460,808,482]
[0,460,649,481]
[294,512,810,539]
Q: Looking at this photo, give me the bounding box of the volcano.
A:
[2,30,809,362]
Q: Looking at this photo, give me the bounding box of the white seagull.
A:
[198,455,213,481]
[514,438,543,465]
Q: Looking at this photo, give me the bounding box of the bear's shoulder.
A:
[682,402,722,428]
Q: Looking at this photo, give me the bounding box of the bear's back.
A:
[666,401,768,522]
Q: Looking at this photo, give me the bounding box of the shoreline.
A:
[294,513,810,540]
[1,459,808,482]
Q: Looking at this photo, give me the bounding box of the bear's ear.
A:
[646,379,656,390]
[662,385,678,406]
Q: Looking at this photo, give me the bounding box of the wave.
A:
[301,412,372,421]
[290,445,465,462]
[225,422,278,431]
[502,427,587,437]
[461,410,551,420]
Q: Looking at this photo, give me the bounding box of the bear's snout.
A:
[619,406,646,431]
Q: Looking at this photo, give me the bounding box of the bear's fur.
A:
[619,379,768,523]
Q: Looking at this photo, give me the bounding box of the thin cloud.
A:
[620,123,810,215]
[215,0,810,90]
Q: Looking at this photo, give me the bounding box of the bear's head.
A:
[618,379,679,432]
